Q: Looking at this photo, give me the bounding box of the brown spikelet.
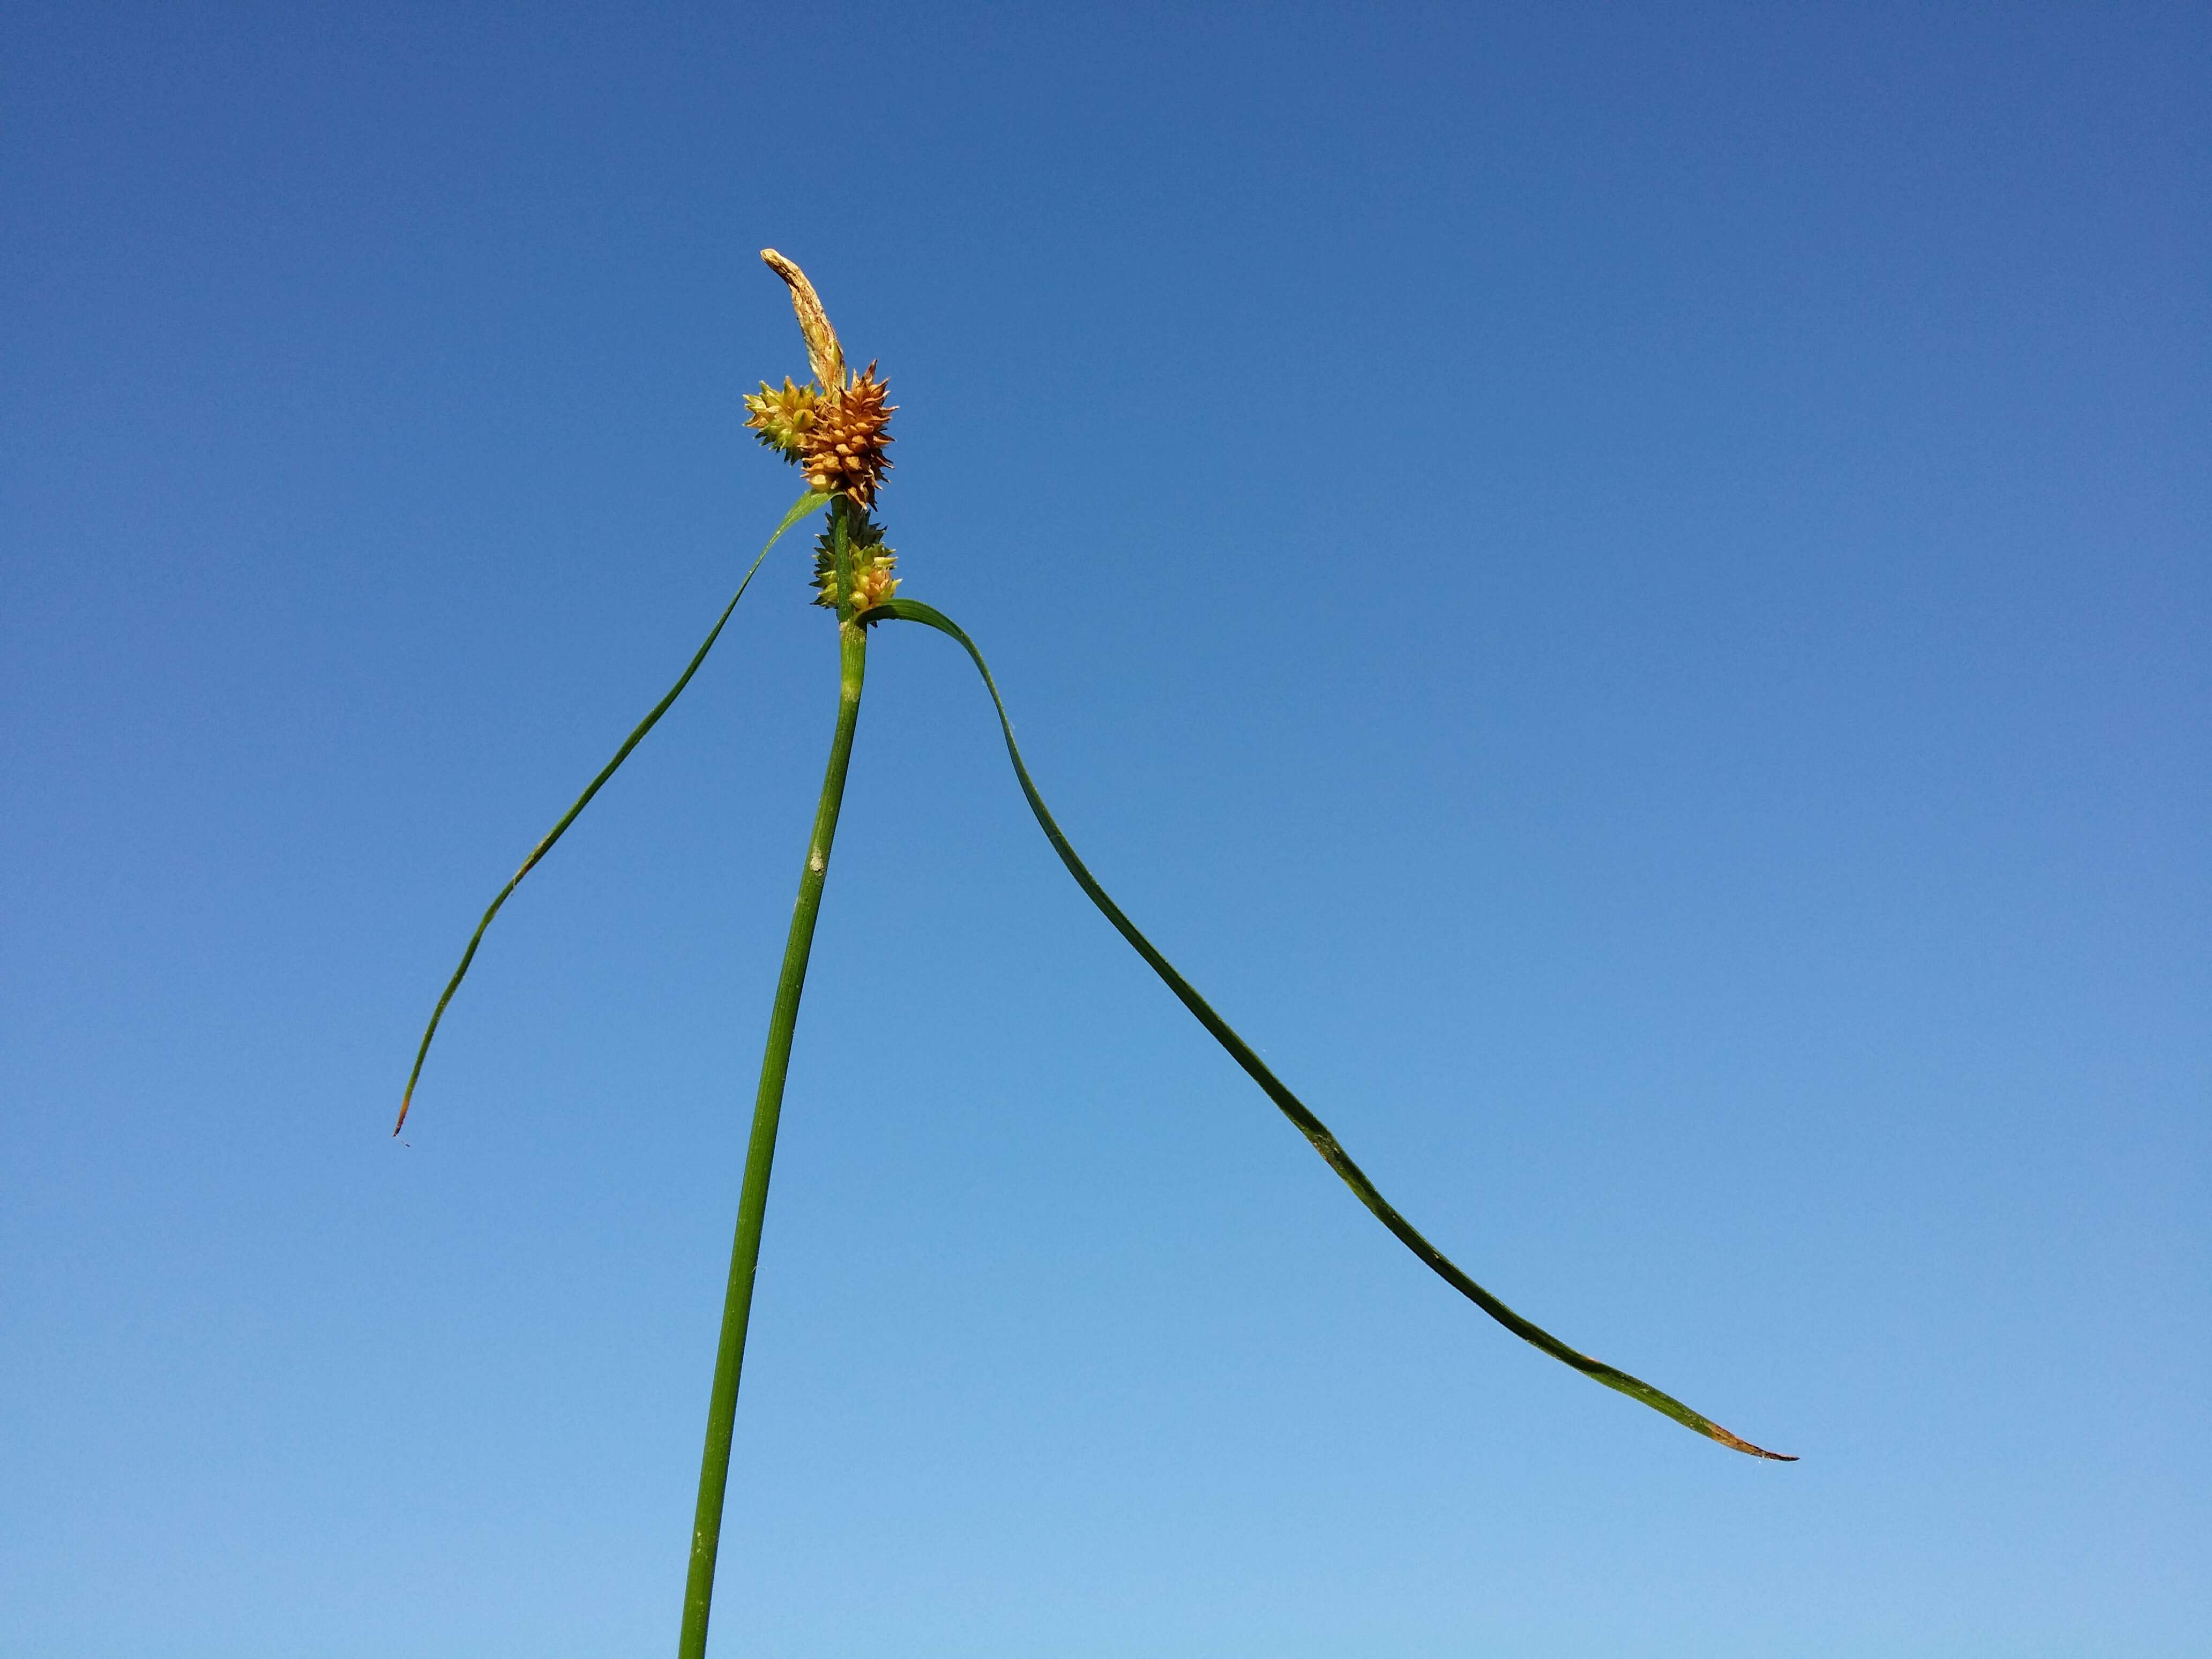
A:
[802,364,895,508]
[760,249,845,391]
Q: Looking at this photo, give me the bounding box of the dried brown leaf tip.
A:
[802,362,895,507]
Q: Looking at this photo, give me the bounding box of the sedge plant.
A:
[396,251,1793,1658]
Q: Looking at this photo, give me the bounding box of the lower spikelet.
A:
[802,364,894,507]
[812,514,900,613]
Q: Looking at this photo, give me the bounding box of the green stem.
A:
[677,500,866,1658]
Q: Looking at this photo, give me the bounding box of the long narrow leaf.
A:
[395,491,831,1132]
[864,596,1793,1460]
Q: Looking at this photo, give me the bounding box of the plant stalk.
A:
[677,500,865,1657]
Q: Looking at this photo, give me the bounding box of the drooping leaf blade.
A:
[864,595,1793,1461]
[395,491,832,1133]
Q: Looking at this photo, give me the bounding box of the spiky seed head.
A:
[811,512,899,614]
[802,364,895,507]
[742,377,820,461]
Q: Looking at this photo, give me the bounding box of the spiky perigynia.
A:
[742,376,820,461]
[811,512,899,613]
[803,363,895,508]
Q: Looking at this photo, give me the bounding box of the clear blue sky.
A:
[5,3,2206,1655]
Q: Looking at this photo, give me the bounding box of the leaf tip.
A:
[1709,1423,1797,1462]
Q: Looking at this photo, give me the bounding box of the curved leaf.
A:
[863,595,1793,1461]
[395,491,831,1133]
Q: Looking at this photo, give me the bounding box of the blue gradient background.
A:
[4,4,2206,1655]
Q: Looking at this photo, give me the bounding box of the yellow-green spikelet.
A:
[811,513,899,612]
[742,377,820,461]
